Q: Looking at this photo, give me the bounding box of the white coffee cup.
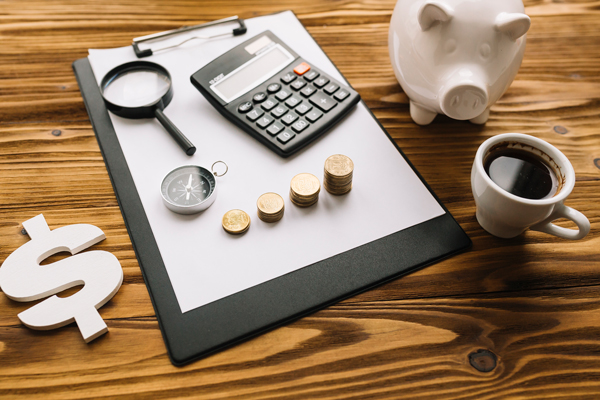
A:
[471,133,590,239]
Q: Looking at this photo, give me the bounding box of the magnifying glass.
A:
[100,61,196,156]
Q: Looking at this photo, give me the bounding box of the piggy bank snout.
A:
[440,82,488,121]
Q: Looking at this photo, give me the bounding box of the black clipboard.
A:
[73,20,471,366]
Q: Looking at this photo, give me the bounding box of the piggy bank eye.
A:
[479,43,492,59]
[444,39,457,54]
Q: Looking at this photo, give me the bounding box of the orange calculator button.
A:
[293,62,311,75]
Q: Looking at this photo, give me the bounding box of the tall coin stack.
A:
[257,192,285,222]
[324,154,354,195]
[290,173,321,207]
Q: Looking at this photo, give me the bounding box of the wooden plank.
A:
[2,285,600,398]
[0,0,599,396]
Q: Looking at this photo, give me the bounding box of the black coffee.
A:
[484,147,559,200]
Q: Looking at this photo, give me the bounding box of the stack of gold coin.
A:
[257,192,285,222]
[324,154,354,195]
[289,173,321,207]
[222,209,251,235]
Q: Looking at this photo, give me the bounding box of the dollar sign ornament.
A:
[0,214,123,342]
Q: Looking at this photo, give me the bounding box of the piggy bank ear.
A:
[495,13,531,40]
[418,2,453,31]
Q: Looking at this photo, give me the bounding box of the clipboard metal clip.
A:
[132,16,247,58]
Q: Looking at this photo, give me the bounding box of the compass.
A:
[160,162,228,214]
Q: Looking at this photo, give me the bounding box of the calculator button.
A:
[281,72,297,84]
[261,98,278,111]
[295,103,312,115]
[291,79,307,91]
[246,108,264,122]
[267,83,281,93]
[275,89,292,101]
[309,92,337,112]
[306,110,323,123]
[266,122,284,136]
[256,115,274,129]
[300,85,317,98]
[285,96,302,108]
[253,92,267,103]
[313,76,330,88]
[293,62,311,75]
[291,119,309,133]
[281,112,299,125]
[303,70,320,82]
[334,89,350,101]
[237,101,253,113]
[277,130,295,144]
[271,105,288,118]
[324,83,339,95]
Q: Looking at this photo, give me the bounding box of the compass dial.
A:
[161,165,217,214]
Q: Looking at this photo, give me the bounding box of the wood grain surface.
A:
[1,0,599,398]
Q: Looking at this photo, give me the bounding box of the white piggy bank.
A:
[388,0,531,125]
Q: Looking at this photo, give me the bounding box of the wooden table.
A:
[1,1,599,398]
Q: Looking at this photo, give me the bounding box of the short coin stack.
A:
[222,209,251,235]
[290,173,321,207]
[257,192,285,222]
[324,154,354,195]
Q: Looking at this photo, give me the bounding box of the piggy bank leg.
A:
[410,101,437,125]
[469,108,490,125]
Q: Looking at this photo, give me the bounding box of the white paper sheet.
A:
[88,11,445,313]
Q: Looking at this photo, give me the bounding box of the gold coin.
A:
[290,173,320,197]
[324,181,352,195]
[257,192,284,215]
[324,154,354,177]
[222,209,251,234]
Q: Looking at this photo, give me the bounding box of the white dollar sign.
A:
[0,214,123,343]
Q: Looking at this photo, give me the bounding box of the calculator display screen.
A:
[211,44,294,103]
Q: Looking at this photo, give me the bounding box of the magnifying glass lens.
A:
[100,61,195,155]
[103,69,171,108]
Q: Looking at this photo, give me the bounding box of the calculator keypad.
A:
[285,96,302,108]
[277,130,295,144]
[300,85,317,98]
[323,83,339,95]
[293,62,311,75]
[246,108,264,121]
[271,105,288,118]
[281,112,299,126]
[291,80,307,91]
[253,92,267,103]
[238,101,253,113]
[281,72,297,84]
[295,103,312,115]
[275,89,292,101]
[256,115,274,129]
[306,110,323,123]
[303,70,319,81]
[267,122,284,136]
[291,119,309,133]
[313,76,330,88]
[228,60,359,156]
[309,92,337,112]
[261,98,278,111]
[334,90,350,102]
[267,83,281,93]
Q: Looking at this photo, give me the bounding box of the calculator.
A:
[190,31,360,157]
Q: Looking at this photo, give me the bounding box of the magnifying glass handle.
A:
[154,109,196,156]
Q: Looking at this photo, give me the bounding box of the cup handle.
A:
[530,203,590,240]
